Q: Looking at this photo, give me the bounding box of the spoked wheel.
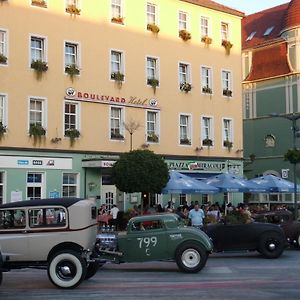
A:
[175,242,208,273]
[258,232,285,259]
[48,250,87,289]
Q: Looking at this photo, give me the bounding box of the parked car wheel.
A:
[84,261,101,280]
[48,250,87,289]
[258,232,285,259]
[295,233,300,248]
[175,242,208,273]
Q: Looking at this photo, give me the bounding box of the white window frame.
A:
[179,113,192,146]
[62,172,79,198]
[178,62,191,86]
[201,116,214,147]
[201,65,213,94]
[146,110,160,143]
[146,56,160,85]
[111,0,123,19]
[109,106,125,140]
[63,100,80,136]
[0,171,6,205]
[0,29,8,66]
[28,96,47,132]
[221,69,233,97]
[30,35,47,67]
[178,11,188,31]
[64,40,80,71]
[222,118,233,146]
[0,93,8,128]
[200,16,210,37]
[146,2,158,25]
[110,49,125,81]
[221,22,229,41]
[26,172,45,200]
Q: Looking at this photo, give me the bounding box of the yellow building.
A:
[0,0,244,209]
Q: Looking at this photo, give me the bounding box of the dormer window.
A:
[246,31,256,41]
[264,26,274,36]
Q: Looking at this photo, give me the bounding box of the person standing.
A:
[109,204,119,229]
[188,201,205,229]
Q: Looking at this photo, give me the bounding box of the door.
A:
[101,185,116,211]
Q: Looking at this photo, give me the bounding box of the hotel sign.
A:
[65,87,159,110]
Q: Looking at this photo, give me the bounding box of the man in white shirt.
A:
[188,202,205,229]
[110,204,119,228]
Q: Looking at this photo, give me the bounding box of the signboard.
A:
[11,191,22,202]
[49,191,60,198]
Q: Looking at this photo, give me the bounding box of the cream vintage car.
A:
[0,198,100,289]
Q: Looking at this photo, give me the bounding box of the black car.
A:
[203,213,287,258]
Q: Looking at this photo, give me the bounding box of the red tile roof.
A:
[180,0,244,17]
[244,43,292,81]
[283,0,300,31]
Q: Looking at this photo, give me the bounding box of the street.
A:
[1,249,300,300]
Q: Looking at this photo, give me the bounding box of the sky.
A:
[214,0,289,15]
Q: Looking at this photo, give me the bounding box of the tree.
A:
[111,149,169,194]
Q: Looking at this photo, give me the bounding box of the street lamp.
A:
[270,112,300,220]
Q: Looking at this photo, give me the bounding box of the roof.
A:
[180,0,244,17]
[283,0,300,31]
[0,198,84,209]
[242,3,289,50]
[244,42,292,81]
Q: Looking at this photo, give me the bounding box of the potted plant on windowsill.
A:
[202,138,213,147]
[147,78,159,93]
[66,4,81,15]
[65,128,80,146]
[223,139,233,150]
[147,133,159,143]
[111,16,124,24]
[223,89,232,97]
[180,82,192,93]
[179,30,191,41]
[31,59,48,79]
[202,86,212,94]
[65,64,80,82]
[222,40,233,55]
[0,122,7,140]
[31,0,47,8]
[0,53,7,64]
[29,123,46,144]
[201,36,212,46]
[111,132,124,140]
[147,23,160,34]
[180,138,191,145]
[111,71,124,87]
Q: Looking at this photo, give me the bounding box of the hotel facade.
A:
[0,0,244,210]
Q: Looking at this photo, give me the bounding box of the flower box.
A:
[31,0,47,8]
[0,53,7,64]
[65,64,80,81]
[31,60,48,72]
[180,138,191,145]
[201,36,212,45]
[202,86,212,94]
[111,132,124,140]
[202,138,213,147]
[223,140,233,149]
[111,16,124,24]
[111,71,124,82]
[147,23,160,34]
[29,124,46,143]
[223,89,232,97]
[147,78,159,93]
[179,30,191,41]
[180,82,192,93]
[147,133,159,143]
[0,121,7,140]
[222,40,233,54]
[66,4,81,15]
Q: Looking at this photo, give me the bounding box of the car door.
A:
[118,219,168,262]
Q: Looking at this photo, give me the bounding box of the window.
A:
[0,94,7,128]
[264,26,274,36]
[179,194,187,206]
[179,62,191,89]
[146,110,159,143]
[147,2,157,25]
[146,56,159,85]
[246,31,256,41]
[201,66,212,94]
[0,172,4,205]
[27,172,44,200]
[179,11,188,31]
[65,0,80,15]
[29,97,45,128]
[223,118,233,147]
[221,22,229,41]
[202,116,213,146]
[0,30,8,65]
[222,70,232,97]
[30,36,46,65]
[179,114,191,145]
[63,173,78,197]
[201,16,209,37]
[110,50,124,79]
[29,207,66,227]
[64,101,79,135]
[0,209,26,229]
[65,42,79,71]
[111,0,123,22]
[110,106,124,140]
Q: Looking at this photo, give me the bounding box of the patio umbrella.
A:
[249,174,300,193]
[161,170,219,194]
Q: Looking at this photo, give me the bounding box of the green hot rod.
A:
[95,213,213,273]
